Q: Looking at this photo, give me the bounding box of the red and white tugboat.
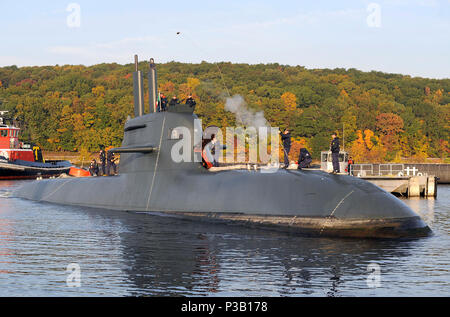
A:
[0,111,72,180]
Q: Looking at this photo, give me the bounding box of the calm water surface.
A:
[0,180,448,296]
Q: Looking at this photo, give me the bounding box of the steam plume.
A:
[224,95,268,128]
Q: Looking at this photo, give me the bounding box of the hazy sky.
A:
[1,0,449,78]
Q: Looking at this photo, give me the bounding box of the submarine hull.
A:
[14,165,431,238]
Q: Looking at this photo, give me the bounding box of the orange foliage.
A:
[159,81,175,96]
[289,138,309,163]
[281,92,297,112]
[350,129,386,163]
[375,113,404,136]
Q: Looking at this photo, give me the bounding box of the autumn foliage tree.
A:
[350,129,386,163]
[375,113,404,160]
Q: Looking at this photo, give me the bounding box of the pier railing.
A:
[349,163,437,197]
[379,164,404,176]
[351,164,405,177]
[350,164,373,176]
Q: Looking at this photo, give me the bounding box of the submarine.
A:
[14,56,431,239]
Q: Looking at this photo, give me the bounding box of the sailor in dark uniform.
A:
[297,148,312,170]
[89,159,99,176]
[106,150,117,176]
[185,95,196,108]
[280,128,291,168]
[169,96,180,108]
[99,147,106,176]
[330,133,340,174]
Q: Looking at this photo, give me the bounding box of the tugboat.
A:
[0,111,72,180]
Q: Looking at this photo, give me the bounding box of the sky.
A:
[0,0,449,79]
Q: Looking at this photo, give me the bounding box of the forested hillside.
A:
[0,62,448,162]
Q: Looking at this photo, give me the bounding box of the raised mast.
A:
[148,58,158,113]
[133,55,145,117]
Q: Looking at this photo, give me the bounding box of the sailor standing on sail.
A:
[169,96,180,108]
[185,95,196,108]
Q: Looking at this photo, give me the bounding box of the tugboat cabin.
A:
[0,123,35,162]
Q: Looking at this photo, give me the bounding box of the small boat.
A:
[0,111,72,180]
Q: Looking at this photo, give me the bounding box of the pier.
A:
[351,164,438,198]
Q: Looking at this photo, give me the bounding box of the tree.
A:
[281,92,297,112]
[349,129,386,163]
[375,113,404,136]
[92,85,105,97]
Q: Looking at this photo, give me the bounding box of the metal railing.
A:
[379,164,404,176]
[350,164,406,177]
[349,164,373,176]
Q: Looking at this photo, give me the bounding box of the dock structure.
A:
[359,175,437,198]
[403,163,450,184]
[350,164,437,198]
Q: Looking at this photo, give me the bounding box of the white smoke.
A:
[225,95,268,128]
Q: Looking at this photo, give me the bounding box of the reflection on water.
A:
[406,197,435,225]
[0,180,449,296]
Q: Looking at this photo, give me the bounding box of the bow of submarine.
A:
[284,169,431,238]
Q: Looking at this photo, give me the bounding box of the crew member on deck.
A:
[99,147,106,176]
[280,128,291,169]
[89,159,99,176]
[297,148,312,170]
[330,133,340,174]
[106,150,117,176]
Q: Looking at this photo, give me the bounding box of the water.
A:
[0,180,448,297]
